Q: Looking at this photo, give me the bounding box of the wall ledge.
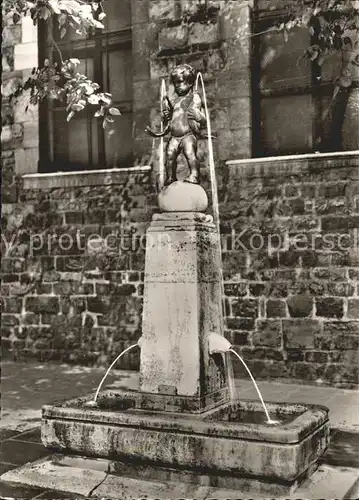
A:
[22,166,152,190]
[226,151,359,179]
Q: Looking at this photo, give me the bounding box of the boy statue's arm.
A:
[162,96,173,125]
[187,92,206,126]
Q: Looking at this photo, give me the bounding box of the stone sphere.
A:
[158,181,208,212]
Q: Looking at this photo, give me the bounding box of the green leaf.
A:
[67,111,75,122]
[109,107,121,116]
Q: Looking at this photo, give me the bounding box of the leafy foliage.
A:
[3,0,120,130]
[257,0,359,85]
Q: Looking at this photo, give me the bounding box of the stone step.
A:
[1,455,358,499]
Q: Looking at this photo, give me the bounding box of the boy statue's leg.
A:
[183,135,199,184]
[165,138,180,185]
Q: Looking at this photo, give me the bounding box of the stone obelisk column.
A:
[139,184,229,413]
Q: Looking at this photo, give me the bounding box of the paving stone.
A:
[12,427,42,443]
[0,428,21,441]
[0,479,44,499]
[0,462,18,475]
[36,489,86,499]
[322,430,359,468]
[0,440,49,465]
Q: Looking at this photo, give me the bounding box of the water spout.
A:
[230,349,278,425]
[208,332,232,354]
[159,79,167,191]
[195,73,219,234]
[87,343,139,406]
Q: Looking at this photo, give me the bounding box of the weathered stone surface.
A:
[189,22,219,45]
[158,25,188,51]
[287,295,313,318]
[140,212,228,406]
[283,319,318,349]
[40,397,329,487]
[266,299,287,318]
[158,181,208,212]
[316,297,344,318]
[253,320,282,347]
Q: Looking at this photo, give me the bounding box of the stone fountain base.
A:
[41,391,330,493]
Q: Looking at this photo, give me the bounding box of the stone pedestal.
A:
[139,212,229,412]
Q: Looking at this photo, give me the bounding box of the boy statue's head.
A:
[170,64,197,96]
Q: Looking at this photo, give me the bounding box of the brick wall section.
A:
[1,168,156,369]
[222,154,359,388]
[1,154,358,387]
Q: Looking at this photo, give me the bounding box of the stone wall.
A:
[1,154,358,387]
[1,168,155,369]
[222,153,359,388]
[2,15,39,178]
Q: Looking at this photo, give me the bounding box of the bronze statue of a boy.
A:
[146,64,207,186]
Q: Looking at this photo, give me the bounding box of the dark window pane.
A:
[103,0,131,31]
[321,50,343,84]
[105,112,133,167]
[77,58,95,81]
[260,27,311,91]
[103,49,133,101]
[52,110,69,164]
[53,111,98,167]
[68,116,89,164]
[342,89,359,151]
[260,94,314,155]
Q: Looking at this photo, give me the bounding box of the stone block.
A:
[25,296,59,314]
[226,317,255,331]
[316,297,344,319]
[253,320,282,347]
[158,25,188,51]
[347,299,359,318]
[15,148,38,175]
[14,94,38,123]
[232,298,258,318]
[283,319,318,349]
[14,42,38,70]
[23,121,39,148]
[229,97,251,129]
[149,0,177,21]
[1,123,23,149]
[218,128,251,161]
[287,295,313,318]
[215,70,250,99]
[219,1,250,41]
[189,22,219,45]
[266,299,287,318]
[131,0,149,23]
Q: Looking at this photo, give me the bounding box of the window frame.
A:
[38,17,133,173]
[251,6,357,157]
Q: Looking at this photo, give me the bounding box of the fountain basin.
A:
[42,391,329,490]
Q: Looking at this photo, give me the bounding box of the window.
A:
[252,0,358,157]
[39,0,133,172]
